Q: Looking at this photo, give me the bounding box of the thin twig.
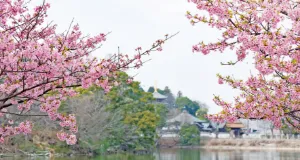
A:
[0,111,47,117]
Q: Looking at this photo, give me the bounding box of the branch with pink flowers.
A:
[187,0,300,130]
[0,0,177,145]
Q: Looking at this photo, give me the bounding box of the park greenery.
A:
[179,124,200,146]
[1,71,207,155]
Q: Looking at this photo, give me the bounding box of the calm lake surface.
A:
[4,148,300,160]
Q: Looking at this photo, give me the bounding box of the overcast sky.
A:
[37,0,256,114]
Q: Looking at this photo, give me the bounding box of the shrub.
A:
[179,124,200,146]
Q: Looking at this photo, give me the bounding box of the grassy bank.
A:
[159,137,300,150]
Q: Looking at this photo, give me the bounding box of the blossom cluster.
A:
[188,0,300,129]
[0,0,172,144]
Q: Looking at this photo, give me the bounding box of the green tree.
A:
[175,97,200,116]
[105,72,165,151]
[177,91,183,98]
[155,104,168,128]
[179,124,200,146]
[147,86,165,94]
[147,87,155,93]
[163,86,176,108]
[196,107,209,120]
[163,86,171,94]
[47,72,165,154]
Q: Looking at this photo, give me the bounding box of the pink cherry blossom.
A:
[0,0,175,144]
[188,0,300,130]
[66,134,77,145]
[57,132,67,141]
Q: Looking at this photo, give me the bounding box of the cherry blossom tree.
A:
[0,0,176,144]
[187,0,300,130]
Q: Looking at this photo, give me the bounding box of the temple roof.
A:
[152,91,167,99]
[225,119,245,128]
[226,123,245,128]
[167,110,205,124]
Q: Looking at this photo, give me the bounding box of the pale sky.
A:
[35,0,256,114]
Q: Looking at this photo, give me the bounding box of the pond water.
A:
[4,148,300,160]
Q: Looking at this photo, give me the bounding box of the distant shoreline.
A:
[160,146,300,151]
[159,138,300,151]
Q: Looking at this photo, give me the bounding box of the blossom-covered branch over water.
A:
[188,0,300,129]
[0,0,175,144]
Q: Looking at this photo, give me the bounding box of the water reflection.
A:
[2,148,300,160]
[155,148,300,160]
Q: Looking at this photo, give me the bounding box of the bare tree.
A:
[62,90,133,150]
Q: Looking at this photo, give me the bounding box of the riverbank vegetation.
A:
[179,124,200,146]
[1,71,207,156]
